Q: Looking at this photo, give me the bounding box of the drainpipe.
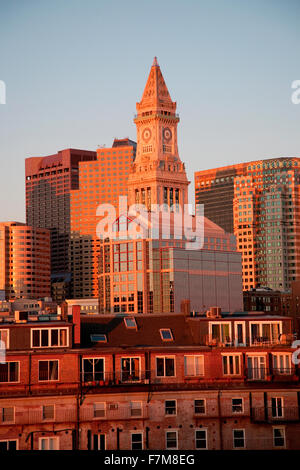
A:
[218,391,223,450]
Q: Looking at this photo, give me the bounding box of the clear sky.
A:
[1,0,300,221]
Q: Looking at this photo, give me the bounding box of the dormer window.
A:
[124,317,137,329]
[160,329,173,341]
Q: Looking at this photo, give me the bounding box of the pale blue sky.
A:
[1,0,300,221]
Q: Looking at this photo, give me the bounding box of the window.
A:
[31,328,68,348]
[233,429,245,449]
[166,431,177,450]
[0,440,17,451]
[249,321,282,345]
[209,322,231,344]
[121,357,141,382]
[94,402,106,418]
[272,398,283,418]
[39,437,59,450]
[0,362,19,383]
[0,330,9,349]
[273,427,285,448]
[90,334,107,343]
[160,329,173,341]
[130,402,142,417]
[124,317,137,329]
[156,357,175,377]
[194,399,206,415]
[232,398,243,413]
[131,432,143,450]
[184,356,204,376]
[93,434,106,450]
[38,360,59,381]
[272,354,292,374]
[42,405,54,420]
[1,407,14,423]
[195,429,207,449]
[234,322,245,346]
[247,355,266,380]
[165,400,176,415]
[82,358,104,382]
[222,355,241,375]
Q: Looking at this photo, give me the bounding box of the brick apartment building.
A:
[0,306,300,450]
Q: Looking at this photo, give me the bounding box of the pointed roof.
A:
[136,58,176,113]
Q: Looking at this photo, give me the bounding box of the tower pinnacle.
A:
[152,56,159,66]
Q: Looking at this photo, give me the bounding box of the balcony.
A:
[245,367,270,381]
[81,371,151,388]
[251,407,300,423]
[0,408,76,426]
[80,403,148,421]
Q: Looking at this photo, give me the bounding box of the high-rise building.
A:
[98,58,243,314]
[195,158,300,291]
[0,222,50,300]
[25,148,97,300]
[69,138,136,298]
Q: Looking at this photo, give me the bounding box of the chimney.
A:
[72,305,81,346]
[60,301,68,322]
[181,299,190,316]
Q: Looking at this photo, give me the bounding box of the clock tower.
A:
[127,57,189,210]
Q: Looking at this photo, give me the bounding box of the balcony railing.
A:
[245,367,270,381]
[251,407,300,423]
[0,408,77,426]
[80,404,148,421]
[223,437,288,450]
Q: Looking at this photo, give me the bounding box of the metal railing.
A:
[251,407,300,423]
[80,403,148,421]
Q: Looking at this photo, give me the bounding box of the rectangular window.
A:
[94,402,106,418]
[272,354,292,375]
[165,400,176,415]
[271,397,283,418]
[1,407,14,423]
[210,322,231,344]
[0,440,17,451]
[39,437,59,450]
[184,356,204,376]
[82,358,104,382]
[233,429,245,449]
[42,405,55,420]
[194,399,206,415]
[195,429,207,449]
[31,328,68,348]
[247,356,266,380]
[166,431,177,450]
[93,434,106,451]
[0,330,9,349]
[273,428,285,448]
[38,360,59,381]
[121,357,141,382]
[156,357,175,377]
[222,355,241,375]
[130,402,142,417]
[232,398,243,413]
[0,362,19,383]
[131,432,143,450]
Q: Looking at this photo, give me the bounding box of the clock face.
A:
[163,127,172,142]
[142,127,152,142]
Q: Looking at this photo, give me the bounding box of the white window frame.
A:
[222,353,241,376]
[120,356,141,382]
[131,431,143,450]
[232,398,244,413]
[195,428,207,450]
[272,353,292,374]
[271,397,284,418]
[249,321,282,346]
[194,398,206,415]
[155,356,176,378]
[31,327,69,348]
[0,361,20,383]
[130,401,142,417]
[0,329,9,349]
[38,359,59,382]
[246,354,267,380]
[233,429,245,449]
[234,322,246,346]
[93,402,106,419]
[209,322,232,344]
[38,436,59,450]
[42,404,55,421]
[273,427,286,448]
[184,355,204,377]
[165,399,177,416]
[165,430,178,450]
[0,439,18,450]
[159,328,173,342]
[82,357,105,382]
